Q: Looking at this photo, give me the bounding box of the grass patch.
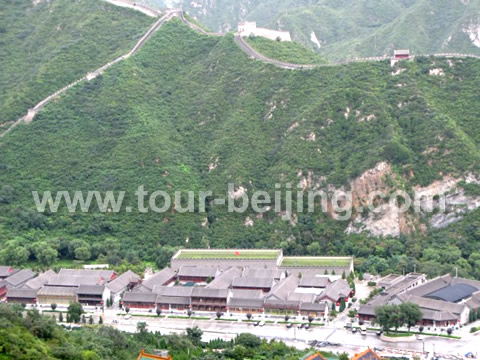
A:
[384,332,413,338]
[366,327,461,339]
[245,36,327,65]
[175,249,281,260]
[281,257,351,267]
[168,315,211,320]
[278,321,324,326]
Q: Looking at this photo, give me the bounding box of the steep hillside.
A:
[0,0,154,133]
[245,36,327,65]
[1,19,480,278]
[141,0,480,61]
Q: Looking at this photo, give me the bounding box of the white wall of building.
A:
[238,22,291,42]
[102,287,111,305]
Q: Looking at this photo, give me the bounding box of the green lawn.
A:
[245,36,327,65]
[175,249,281,260]
[281,257,351,267]
[383,332,413,338]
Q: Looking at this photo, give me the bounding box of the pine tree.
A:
[89,315,94,325]
[58,312,63,322]
[99,316,103,325]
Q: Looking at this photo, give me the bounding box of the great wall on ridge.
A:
[1,0,480,139]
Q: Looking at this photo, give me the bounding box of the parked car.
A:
[352,327,357,333]
[376,330,383,336]
[360,325,367,335]
[286,323,293,328]
[258,321,265,327]
[305,324,311,330]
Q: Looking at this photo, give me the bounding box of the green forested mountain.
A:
[142,0,480,61]
[0,0,153,132]
[1,16,480,279]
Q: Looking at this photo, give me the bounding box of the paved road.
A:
[102,310,477,358]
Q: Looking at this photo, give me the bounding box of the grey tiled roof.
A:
[242,268,283,280]
[358,304,376,316]
[107,270,140,294]
[25,270,57,290]
[178,266,218,278]
[77,285,105,295]
[37,286,77,297]
[232,277,273,289]
[264,299,300,309]
[287,292,316,303]
[191,288,228,299]
[44,268,117,287]
[0,266,17,278]
[156,296,190,305]
[230,289,264,299]
[228,297,264,308]
[266,275,299,301]
[466,291,480,309]
[58,269,115,279]
[451,277,480,290]
[421,310,458,321]
[152,286,193,297]
[206,267,242,289]
[397,294,466,315]
[6,288,38,299]
[299,276,329,288]
[319,279,351,301]
[122,291,157,303]
[299,302,327,311]
[5,269,35,288]
[141,268,176,291]
[406,274,452,297]
[48,275,105,287]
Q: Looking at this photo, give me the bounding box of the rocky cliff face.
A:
[344,163,480,237]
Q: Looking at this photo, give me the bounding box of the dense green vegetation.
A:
[0,0,154,133]
[1,17,480,282]
[374,303,423,333]
[0,304,323,359]
[245,36,326,65]
[141,0,480,61]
